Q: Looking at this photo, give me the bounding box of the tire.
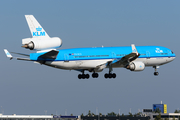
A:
[154,72,159,76]
[112,73,116,78]
[82,74,85,79]
[105,73,108,78]
[78,74,82,79]
[86,74,90,79]
[109,73,112,78]
[95,73,99,78]
[92,73,95,78]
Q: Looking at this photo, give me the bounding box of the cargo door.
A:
[146,51,150,59]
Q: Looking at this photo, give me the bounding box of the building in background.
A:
[153,104,167,113]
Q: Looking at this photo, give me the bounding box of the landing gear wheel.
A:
[109,73,112,78]
[92,73,99,78]
[78,74,90,79]
[82,74,85,79]
[104,73,116,79]
[95,73,98,78]
[154,72,159,76]
[105,73,109,78]
[153,66,159,76]
[85,74,90,79]
[78,74,82,79]
[112,73,116,78]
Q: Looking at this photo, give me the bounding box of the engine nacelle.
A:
[22,37,62,50]
[126,61,145,71]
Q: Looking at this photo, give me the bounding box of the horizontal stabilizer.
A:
[4,49,32,61]
[17,58,31,61]
[38,50,59,59]
[4,49,13,59]
[10,52,29,57]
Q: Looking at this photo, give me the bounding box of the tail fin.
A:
[25,15,50,38]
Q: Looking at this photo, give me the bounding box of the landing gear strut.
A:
[153,66,159,76]
[78,70,90,79]
[104,64,116,79]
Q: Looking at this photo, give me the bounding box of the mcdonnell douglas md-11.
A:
[4,15,176,79]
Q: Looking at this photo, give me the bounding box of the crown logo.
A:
[36,26,42,31]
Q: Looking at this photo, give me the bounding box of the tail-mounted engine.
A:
[126,61,145,71]
[22,37,62,50]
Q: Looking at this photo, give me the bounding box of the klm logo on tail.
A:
[33,26,45,36]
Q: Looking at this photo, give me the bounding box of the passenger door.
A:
[64,54,69,62]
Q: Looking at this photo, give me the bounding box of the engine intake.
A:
[126,61,145,71]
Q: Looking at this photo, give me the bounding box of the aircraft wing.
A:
[112,44,140,66]
[75,44,140,72]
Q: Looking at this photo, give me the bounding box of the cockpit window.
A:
[171,51,174,54]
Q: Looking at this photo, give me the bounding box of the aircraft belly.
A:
[45,59,112,70]
[78,59,111,69]
[44,57,174,70]
[145,57,173,66]
[45,61,79,70]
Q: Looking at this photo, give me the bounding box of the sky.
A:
[0,0,180,116]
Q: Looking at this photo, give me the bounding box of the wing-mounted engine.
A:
[126,61,145,71]
[22,37,62,50]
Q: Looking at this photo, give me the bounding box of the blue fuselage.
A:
[30,46,176,61]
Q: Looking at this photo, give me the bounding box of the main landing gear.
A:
[78,70,99,79]
[153,66,159,76]
[104,64,116,79]
[78,74,90,79]
[92,73,99,78]
[104,73,116,79]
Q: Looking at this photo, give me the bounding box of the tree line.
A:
[81,110,142,117]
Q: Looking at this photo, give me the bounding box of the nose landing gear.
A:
[153,66,159,76]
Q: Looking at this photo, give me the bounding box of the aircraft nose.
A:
[171,51,176,60]
[172,56,176,60]
[171,53,176,61]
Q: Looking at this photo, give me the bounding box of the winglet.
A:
[4,49,13,60]
[131,44,139,55]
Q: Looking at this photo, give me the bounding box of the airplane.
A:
[4,15,176,79]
